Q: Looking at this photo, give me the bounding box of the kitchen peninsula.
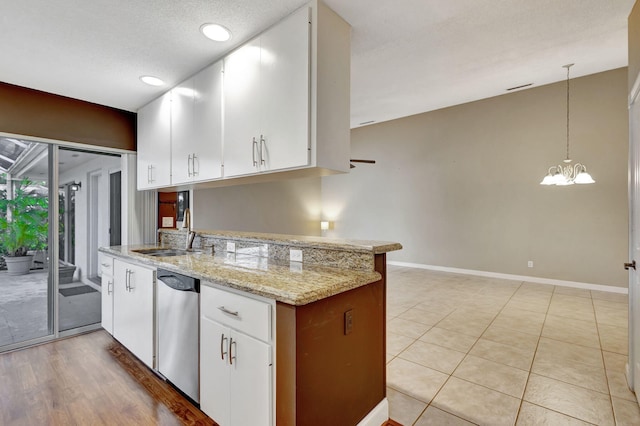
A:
[99,229,401,426]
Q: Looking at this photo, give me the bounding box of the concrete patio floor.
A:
[0,270,101,348]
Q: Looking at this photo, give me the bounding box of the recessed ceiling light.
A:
[200,23,232,42]
[140,75,165,86]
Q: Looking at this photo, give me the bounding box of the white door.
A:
[171,78,196,184]
[192,61,223,182]
[101,273,113,334]
[113,260,155,368]
[137,93,172,189]
[223,39,262,177]
[259,6,310,172]
[200,317,231,425]
[629,75,640,403]
[229,331,272,426]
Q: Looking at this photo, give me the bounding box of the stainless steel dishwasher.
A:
[156,269,200,404]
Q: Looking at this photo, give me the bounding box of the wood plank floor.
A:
[0,330,215,425]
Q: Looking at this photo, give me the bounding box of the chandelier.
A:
[540,64,595,186]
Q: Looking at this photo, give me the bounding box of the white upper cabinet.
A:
[223,7,310,178]
[137,92,171,190]
[172,61,223,184]
[223,38,263,177]
[135,0,350,190]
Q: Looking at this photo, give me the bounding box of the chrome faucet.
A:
[187,231,196,250]
[182,208,196,249]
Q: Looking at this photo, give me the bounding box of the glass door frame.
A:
[0,136,130,353]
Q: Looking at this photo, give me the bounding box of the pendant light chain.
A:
[540,63,595,186]
[565,64,570,162]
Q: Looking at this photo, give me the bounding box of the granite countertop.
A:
[100,244,383,306]
[161,229,403,254]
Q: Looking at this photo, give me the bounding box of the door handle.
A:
[192,153,199,176]
[252,137,258,166]
[259,134,266,165]
[187,154,192,177]
[218,306,239,317]
[229,337,236,365]
[625,260,636,270]
[220,333,228,360]
[125,269,130,291]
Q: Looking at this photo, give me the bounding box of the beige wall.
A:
[193,178,323,236]
[193,68,628,288]
[630,2,640,89]
[322,68,628,287]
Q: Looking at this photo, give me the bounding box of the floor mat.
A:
[59,285,98,297]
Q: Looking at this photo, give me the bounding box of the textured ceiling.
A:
[0,0,635,129]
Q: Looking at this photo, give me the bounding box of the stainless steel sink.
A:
[133,248,201,257]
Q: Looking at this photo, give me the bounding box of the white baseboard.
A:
[356,398,388,426]
[388,261,628,294]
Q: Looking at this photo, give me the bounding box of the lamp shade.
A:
[540,174,555,185]
[552,173,567,185]
[574,171,595,184]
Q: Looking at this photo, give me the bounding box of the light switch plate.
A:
[227,242,236,253]
[161,217,174,228]
[290,249,303,262]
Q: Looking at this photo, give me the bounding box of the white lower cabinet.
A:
[113,258,155,368]
[100,255,114,335]
[200,285,273,426]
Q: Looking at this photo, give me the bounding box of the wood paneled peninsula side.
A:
[100,229,402,426]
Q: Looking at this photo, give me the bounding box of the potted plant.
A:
[0,177,48,275]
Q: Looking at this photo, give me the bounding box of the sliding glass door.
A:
[0,139,52,348]
[58,147,121,332]
[0,139,121,350]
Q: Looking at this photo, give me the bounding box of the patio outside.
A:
[0,266,101,347]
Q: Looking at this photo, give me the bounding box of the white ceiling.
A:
[0,0,634,129]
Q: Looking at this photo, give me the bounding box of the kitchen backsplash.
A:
[159,229,375,271]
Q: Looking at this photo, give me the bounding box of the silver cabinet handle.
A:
[229,337,236,365]
[125,269,130,291]
[148,165,155,183]
[220,333,228,360]
[107,280,113,295]
[101,262,111,267]
[218,306,239,317]
[192,153,199,176]
[187,154,192,177]
[252,137,258,166]
[147,165,151,183]
[128,269,134,291]
[259,135,266,165]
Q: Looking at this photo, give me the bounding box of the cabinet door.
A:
[192,61,223,182]
[100,273,113,335]
[200,317,231,425]
[259,7,310,172]
[229,331,272,426]
[171,78,196,184]
[137,93,172,189]
[113,260,155,368]
[223,39,262,178]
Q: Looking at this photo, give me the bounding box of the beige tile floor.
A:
[386,265,640,426]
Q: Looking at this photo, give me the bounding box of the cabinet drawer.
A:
[99,254,114,276]
[201,285,271,342]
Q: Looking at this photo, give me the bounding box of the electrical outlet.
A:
[528,260,533,268]
[344,310,353,335]
[227,242,236,253]
[290,249,303,262]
